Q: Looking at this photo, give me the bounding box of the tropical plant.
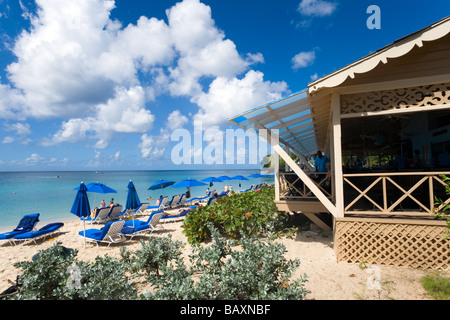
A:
[142,224,308,300]
[12,242,136,300]
[182,186,289,244]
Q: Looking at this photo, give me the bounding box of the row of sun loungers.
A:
[0,185,267,247]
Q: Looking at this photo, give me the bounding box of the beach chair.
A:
[161,207,195,223]
[120,211,164,239]
[176,194,188,208]
[107,205,123,221]
[205,197,218,206]
[13,222,64,244]
[86,207,111,224]
[79,220,126,247]
[134,203,150,217]
[145,196,168,213]
[0,213,40,244]
[168,194,181,209]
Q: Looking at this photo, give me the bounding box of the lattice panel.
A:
[335,219,449,270]
[341,83,450,114]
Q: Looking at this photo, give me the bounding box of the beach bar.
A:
[230,17,450,270]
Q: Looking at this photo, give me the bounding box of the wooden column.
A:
[332,92,344,218]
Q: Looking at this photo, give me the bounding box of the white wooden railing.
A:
[279,172,332,200]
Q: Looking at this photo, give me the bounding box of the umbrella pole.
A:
[83,217,86,248]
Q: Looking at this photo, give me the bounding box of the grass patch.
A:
[421,271,450,300]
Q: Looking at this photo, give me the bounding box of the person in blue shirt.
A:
[315,150,329,172]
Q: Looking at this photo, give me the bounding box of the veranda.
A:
[230,17,450,270]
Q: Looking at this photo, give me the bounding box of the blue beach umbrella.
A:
[148,179,175,197]
[74,182,117,207]
[71,182,91,248]
[231,175,249,188]
[218,176,232,181]
[231,175,249,181]
[201,176,222,187]
[248,174,262,178]
[172,179,207,199]
[126,180,141,211]
[126,180,141,227]
[172,178,207,188]
[201,177,223,183]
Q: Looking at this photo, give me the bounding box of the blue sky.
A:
[0,0,448,171]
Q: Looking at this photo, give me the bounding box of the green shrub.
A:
[142,224,308,300]
[182,186,289,244]
[12,242,136,300]
[120,234,185,277]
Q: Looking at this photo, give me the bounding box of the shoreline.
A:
[0,214,437,300]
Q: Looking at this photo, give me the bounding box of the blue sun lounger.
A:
[0,213,40,244]
[79,220,125,247]
[120,211,164,239]
[13,222,64,244]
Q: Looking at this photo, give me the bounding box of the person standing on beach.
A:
[186,187,191,199]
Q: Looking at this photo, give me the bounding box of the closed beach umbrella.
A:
[126,180,141,227]
[71,182,91,248]
[126,180,141,211]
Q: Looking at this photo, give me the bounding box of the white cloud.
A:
[298,0,337,17]
[310,73,319,81]
[1,0,290,157]
[139,133,167,160]
[166,110,188,131]
[2,136,14,144]
[193,70,289,128]
[42,85,154,147]
[292,51,316,70]
[5,122,31,135]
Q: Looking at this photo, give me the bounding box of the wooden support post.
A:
[273,143,337,217]
[332,92,345,218]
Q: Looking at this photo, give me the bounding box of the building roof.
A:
[229,16,450,157]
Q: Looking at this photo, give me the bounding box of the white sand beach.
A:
[0,212,438,300]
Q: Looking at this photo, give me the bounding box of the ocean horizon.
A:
[0,169,273,232]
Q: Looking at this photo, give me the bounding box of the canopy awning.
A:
[229,90,329,157]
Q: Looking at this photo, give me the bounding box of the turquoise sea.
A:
[0,169,271,232]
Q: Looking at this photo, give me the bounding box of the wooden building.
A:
[229,17,450,270]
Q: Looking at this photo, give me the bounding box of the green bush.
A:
[12,242,137,300]
[120,234,185,277]
[182,186,289,244]
[142,224,308,300]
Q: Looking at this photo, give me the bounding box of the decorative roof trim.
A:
[308,16,450,94]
